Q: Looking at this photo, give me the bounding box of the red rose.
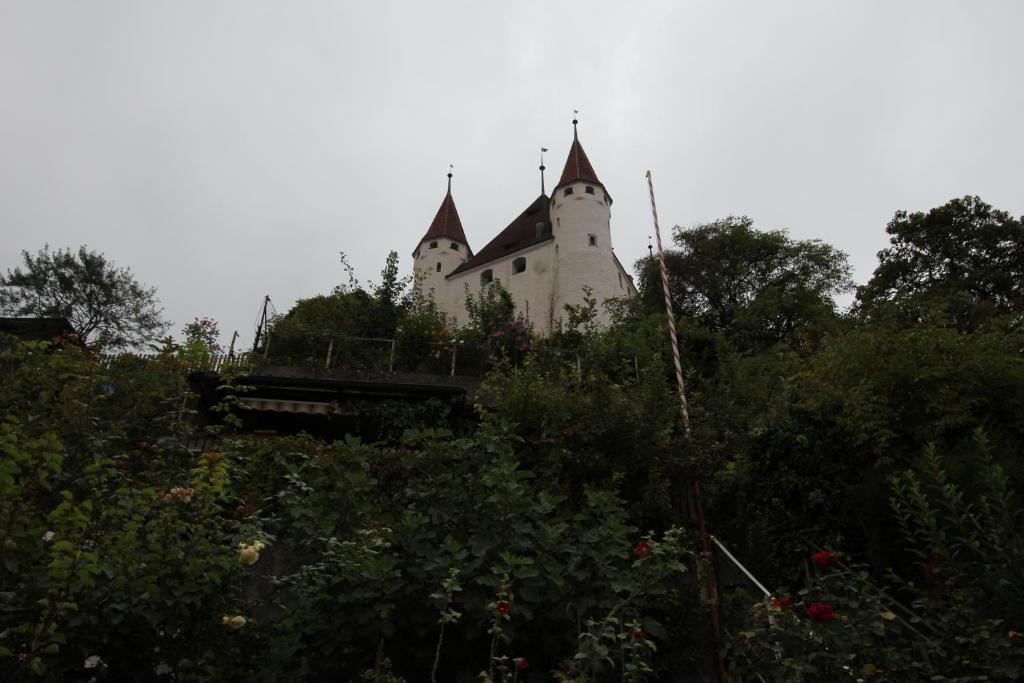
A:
[771,596,794,608]
[806,602,836,622]
[496,600,510,616]
[811,551,837,569]
[516,657,528,671]
[635,539,651,558]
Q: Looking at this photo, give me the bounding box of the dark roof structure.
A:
[449,194,552,276]
[553,120,604,193]
[0,317,77,342]
[418,174,471,249]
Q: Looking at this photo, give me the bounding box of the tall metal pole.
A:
[645,170,725,683]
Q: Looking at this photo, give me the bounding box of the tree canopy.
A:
[636,216,852,352]
[0,245,167,349]
[855,195,1024,328]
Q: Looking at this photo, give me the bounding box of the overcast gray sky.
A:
[2,1,1022,347]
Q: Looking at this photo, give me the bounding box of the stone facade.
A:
[412,123,636,336]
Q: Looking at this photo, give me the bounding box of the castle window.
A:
[481,269,493,285]
[588,234,598,247]
[451,242,460,250]
[429,241,438,249]
[563,187,574,196]
[618,273,623,289]
[512,257,526,274]
[436,262,441,272]
[585,185,595,194]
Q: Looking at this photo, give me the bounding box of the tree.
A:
[0,245,168,349]
[373,250,409,306]
[855,196,1024,328]
[182,316,221,350]
[637,217,852,352]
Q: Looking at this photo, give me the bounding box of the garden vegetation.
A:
[1,196,1022,681]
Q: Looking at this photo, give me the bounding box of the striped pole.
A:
[646,170,727,683]
[645,170,691,436]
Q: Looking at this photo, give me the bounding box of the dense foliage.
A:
[2,195,1023,679]
[0,336,705,681]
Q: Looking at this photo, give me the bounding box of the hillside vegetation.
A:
[1,196,1023,681]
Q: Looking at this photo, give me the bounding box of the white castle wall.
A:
[444,240,557,334]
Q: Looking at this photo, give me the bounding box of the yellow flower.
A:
[238,540,265,565]
[221,614,246,629]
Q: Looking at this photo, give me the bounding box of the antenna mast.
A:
[251,295,271,353]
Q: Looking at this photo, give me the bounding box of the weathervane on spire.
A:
[648,236,654,258]
[447,163,453,193]
[539,147,548,194]
[573,108,579,137]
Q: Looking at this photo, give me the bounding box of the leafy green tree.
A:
[182,317,221,350]
[0,245,168,349]
[373,250,409,306]
[264,290,398,368]
[855,196,1024,329]
[637,217,852,352]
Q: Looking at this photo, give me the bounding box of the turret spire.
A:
[417,168,470,248]
[554,115,604,193]
[539,147,548,195]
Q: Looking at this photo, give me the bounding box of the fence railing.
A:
[96,339,649,383]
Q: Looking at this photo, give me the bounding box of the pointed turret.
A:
[553,118,604,193]
[412,171,471,304]
[419,172,470,247]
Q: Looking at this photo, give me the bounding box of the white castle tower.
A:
[548,117,625,325]
[411,120,636,335]
[412,171,471,307]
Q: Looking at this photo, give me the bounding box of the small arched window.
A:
[563,187,574,196]
[436,262,442,272]
[512,257,526,274]
[588,234,598,247]
[585,185,595,195]
[481,269,493,285]
[451,242,460,251]
[429,241,438,249]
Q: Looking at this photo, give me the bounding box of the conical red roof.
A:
[554,125,603,191]
[420,182,469,247]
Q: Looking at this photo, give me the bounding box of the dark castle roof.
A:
[448,194,551,276]
[418,184,470,249]
[553,127,603,192]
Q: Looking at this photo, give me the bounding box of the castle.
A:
[412,120,637,336]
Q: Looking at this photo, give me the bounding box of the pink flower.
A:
[635,539,651,559]
[496,600,510,616]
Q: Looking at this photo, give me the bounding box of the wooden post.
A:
[389,339,396,373]
[325,340,334,369]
